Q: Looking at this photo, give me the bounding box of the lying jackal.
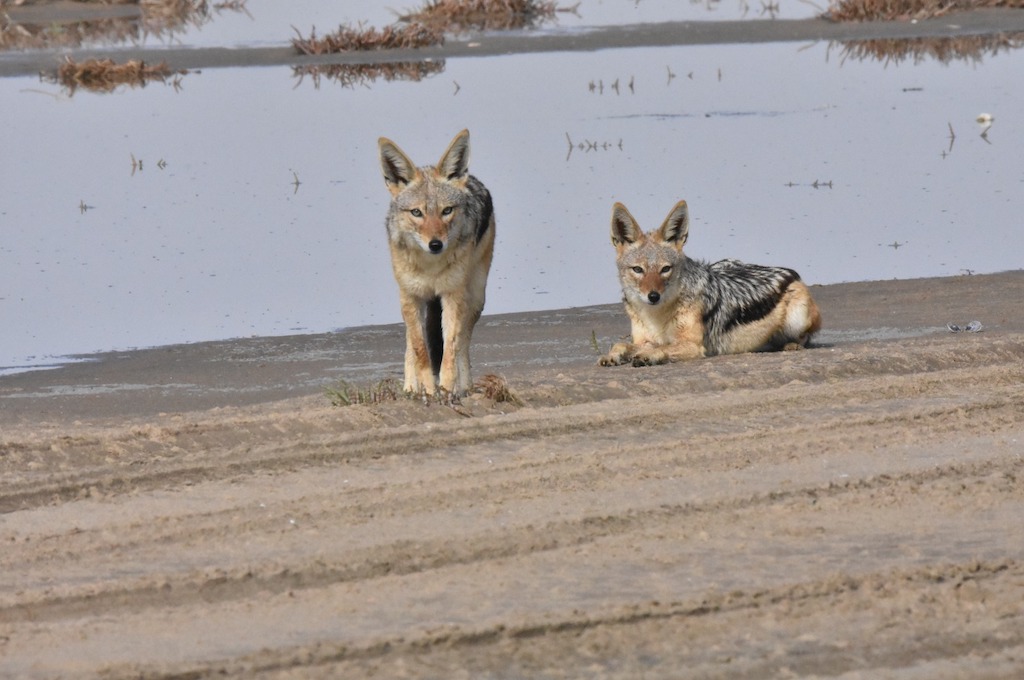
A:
[378,129,495,395]
[600,200,821,367]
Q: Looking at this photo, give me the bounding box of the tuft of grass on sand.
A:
[474,374,523,406]
[398,0,566,32]
[291,22,444,54]
[326,373,522,408]
[45,57,186,94]
[325,378,404,407]
[825,0,1024,22]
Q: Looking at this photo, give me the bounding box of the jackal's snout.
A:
[428,238,444,254]
[646,291,661,304]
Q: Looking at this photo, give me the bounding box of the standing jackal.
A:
[600,200,821,367]
[378,129,495,395]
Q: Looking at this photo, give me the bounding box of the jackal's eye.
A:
[660,265,673,275]
[631,266,644,274]
[441,206,454,216]
[409,208,423,218]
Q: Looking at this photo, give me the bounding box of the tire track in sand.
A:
[2,334,1023,677]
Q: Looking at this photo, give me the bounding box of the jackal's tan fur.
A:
[600,200,821,367]
[379,130,495,395]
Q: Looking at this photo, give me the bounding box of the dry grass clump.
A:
[399,0,563,32]
[45,57,187,94]
[291,22,444,54]
[292,60,445,89]
[324,374,521,408]
[825,0,1024,21]
[474,374,523,406]
[325,378,404,406]
[833,33,1024,63]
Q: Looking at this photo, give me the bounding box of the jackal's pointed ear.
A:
[379,137,419,195]
[437,129,471,181]
[656,200,689,250]
[610,202,644,251]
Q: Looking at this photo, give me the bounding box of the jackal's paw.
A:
[630,348,668,367]
[405,376,438,397]
[598,343,634,367]
[438,375,470,399]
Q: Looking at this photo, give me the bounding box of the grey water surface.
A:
[1,0,1021,372]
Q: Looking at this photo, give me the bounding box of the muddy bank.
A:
[1,271,1023,678]
[2,271,1023,424]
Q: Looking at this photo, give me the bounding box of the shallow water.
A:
[1,3,1022,371]
[45,0,820,50]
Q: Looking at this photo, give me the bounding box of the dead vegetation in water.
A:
[42,56,188,94]
[832,32,1024,63]
[289,20,445,88]
[290,22,444,55]
[289,0,578,88]
[825,0,1024,21]
[292,60,445,89]
[290,0,574,56]
[0,0,227,51]
[398,0,570,32]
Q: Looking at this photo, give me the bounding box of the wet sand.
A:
[2,271,1024,678]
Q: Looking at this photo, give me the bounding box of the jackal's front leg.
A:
[628,310,706,366]
[631,341,704,366]
[399,293,437,394]
[599,341,638,366]
[438,293,480,396]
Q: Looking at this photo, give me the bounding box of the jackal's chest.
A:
[627,298,699,346]
[390,243,471,297]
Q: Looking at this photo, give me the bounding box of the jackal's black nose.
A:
[428,239,444,253]
[647,291,661,304]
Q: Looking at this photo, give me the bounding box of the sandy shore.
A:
[2,271,1024,678]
